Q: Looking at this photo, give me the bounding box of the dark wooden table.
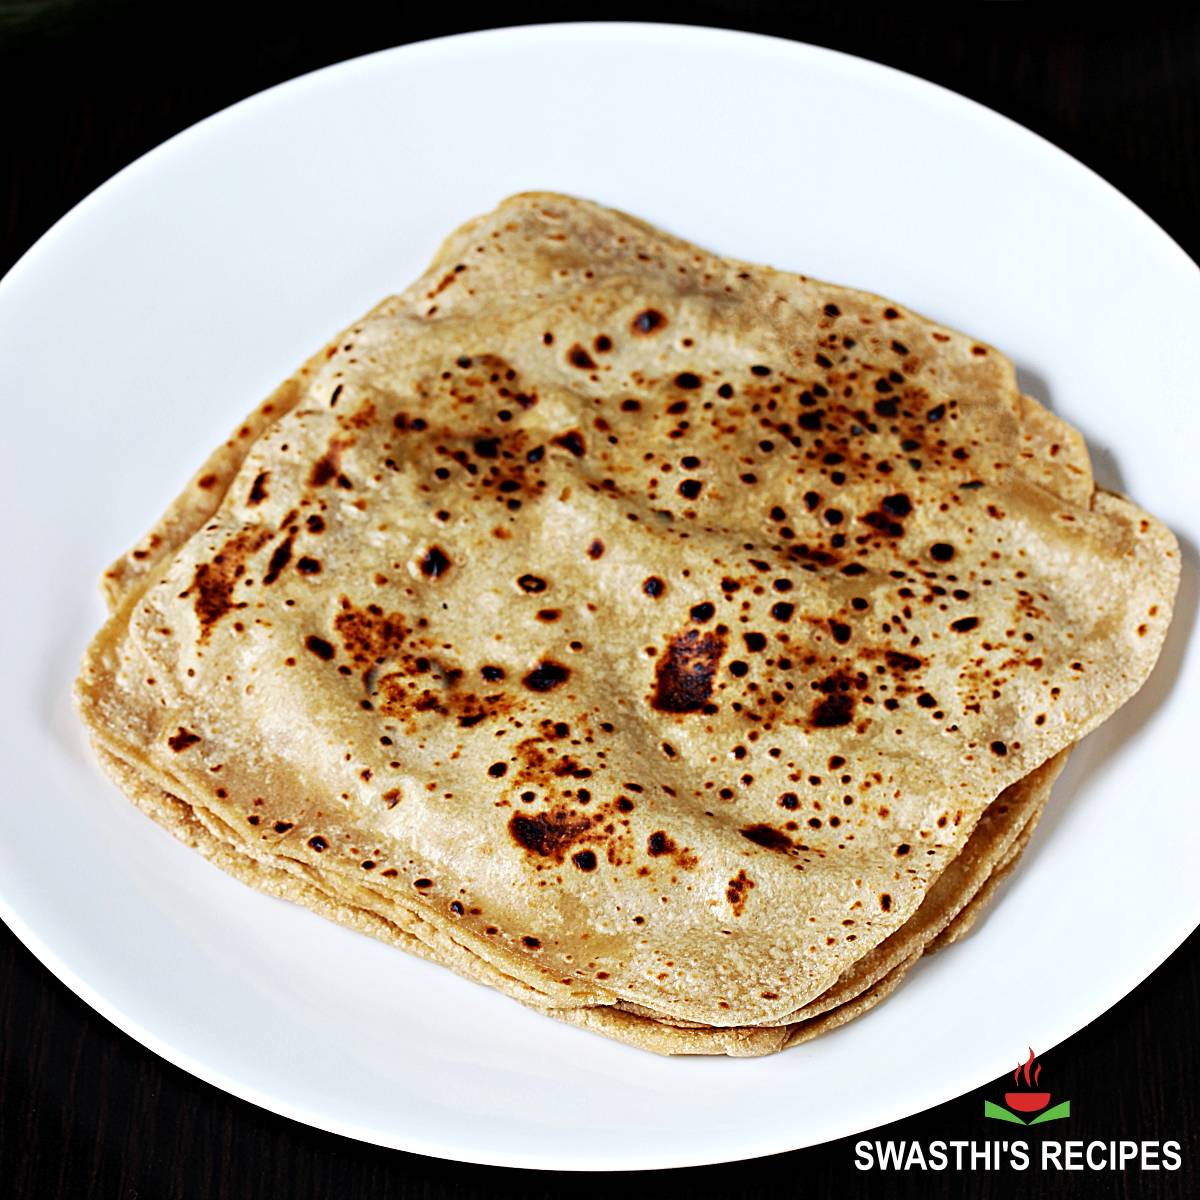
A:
[2,5,1197,1196]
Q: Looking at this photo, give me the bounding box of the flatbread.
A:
[93,739,1049,1059]
[77,193,1178,1052]
[764,747,1063,1025]
[89,732,1058,1055]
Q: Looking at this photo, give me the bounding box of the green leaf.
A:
[1029,1101,1071,1125]
[983,1100,1027,1124]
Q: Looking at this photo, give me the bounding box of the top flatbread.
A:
[78,193,1178,1032]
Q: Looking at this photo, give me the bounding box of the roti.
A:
[76,193,1179,1052]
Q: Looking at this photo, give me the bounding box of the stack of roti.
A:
[77,194,1178,1055]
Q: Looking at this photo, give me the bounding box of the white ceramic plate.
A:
[0,23,1196,1172]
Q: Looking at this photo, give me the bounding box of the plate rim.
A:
[4,22,1199,295]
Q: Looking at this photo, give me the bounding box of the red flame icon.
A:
[1005,1047,1050,1113]
[1014,1046,1042,1088]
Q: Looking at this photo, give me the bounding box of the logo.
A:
[984,1047,1070,1126]
[854,1042,1181,1172]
